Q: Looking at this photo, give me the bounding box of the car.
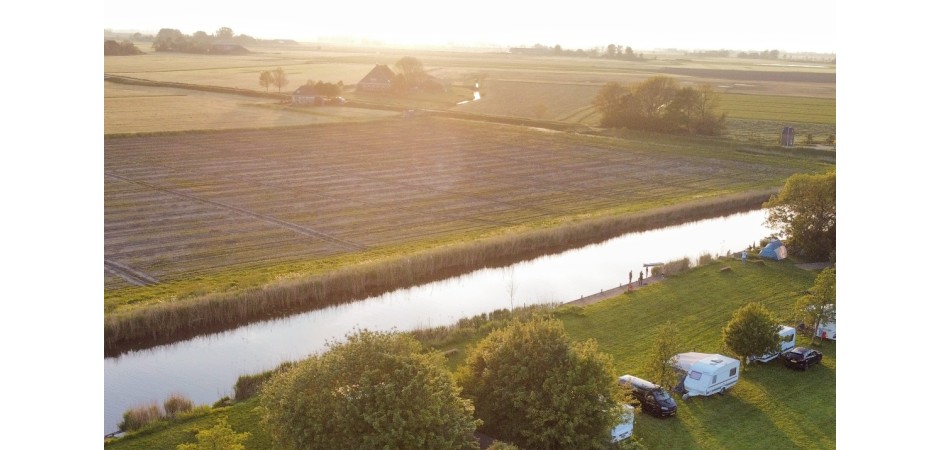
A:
[618,375,678,418]
[782,347,823,370]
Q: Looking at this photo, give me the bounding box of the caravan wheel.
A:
[719,387,727,396]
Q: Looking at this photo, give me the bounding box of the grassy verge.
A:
[105,191,771,356]
[105,258,833,449]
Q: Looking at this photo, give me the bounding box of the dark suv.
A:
[782,347,823,370]
[618,375,678,418]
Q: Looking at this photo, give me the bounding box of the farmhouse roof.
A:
[359,64,396,84]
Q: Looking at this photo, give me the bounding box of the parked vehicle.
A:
[610,404,636,443]
[816,320,836,341]
[748,325,797,363]
[671,353,740,399]
[617,375,678,417]
[782,347,823,370]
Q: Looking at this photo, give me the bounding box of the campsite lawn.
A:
[105,259,835,450]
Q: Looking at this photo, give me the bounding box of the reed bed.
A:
[105,191,772,356]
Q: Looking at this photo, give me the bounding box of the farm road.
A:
[104,259,159,286]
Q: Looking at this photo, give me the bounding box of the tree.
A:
[796,267,836,344]
[216,27,234,40]
[153,28,185,51]
[592,82,630,127]
[763,171,836,261]
[690,83,726,135]
[260,330,479,450]
[394,56,426,87]
[722,302,781,365]
[457,318,623,450]
[259,70,273,92]
[633,76,678,120]
[645,322,680,389]
[271,67,289,93]
[177,417,250,450]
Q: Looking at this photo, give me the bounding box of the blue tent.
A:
[759,240,788,260]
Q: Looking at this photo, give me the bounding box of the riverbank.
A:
[105,192,773,356]
[106,258,833,449]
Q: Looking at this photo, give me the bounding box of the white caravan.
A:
[748,325,797,363]
[671,352,740,399]
[610,404,635,443]
[816,321,836,340]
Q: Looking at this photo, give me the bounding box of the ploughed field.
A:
[105,117,826,300]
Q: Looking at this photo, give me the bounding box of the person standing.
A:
[629,270,633,284]
[639,271,644,286]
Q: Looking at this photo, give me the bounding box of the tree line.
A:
[104,40,143,56]
[593,76,726,135]
[152,27,250,53]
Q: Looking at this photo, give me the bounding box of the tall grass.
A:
[105,192,773,356]
[163,393,193,418]
[118,403,162,432]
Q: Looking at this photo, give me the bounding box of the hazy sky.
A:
[103,0,836,53]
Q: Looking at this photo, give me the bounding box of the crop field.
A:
[104,82,398,134]
[105,117,831,309]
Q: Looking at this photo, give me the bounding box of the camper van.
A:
[671,353,740,400]
[748,325,797,363]
[610,404,635,443]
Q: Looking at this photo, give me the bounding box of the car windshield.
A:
[653,389,672,401]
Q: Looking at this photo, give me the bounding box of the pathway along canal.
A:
[104,209,773,434]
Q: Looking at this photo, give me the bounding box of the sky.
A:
[103,0,837,53]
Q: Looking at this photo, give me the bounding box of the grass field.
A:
[105,259,834,449]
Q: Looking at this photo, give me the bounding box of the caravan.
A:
[609,404,635,443]
[748,325,797,363]
[671,353,740,399]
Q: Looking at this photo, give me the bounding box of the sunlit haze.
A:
[103,0,836,53]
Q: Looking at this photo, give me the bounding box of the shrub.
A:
[654,257,690,276]
[697,252,714,266]
[164,393,194,418]
[119,402,163,432]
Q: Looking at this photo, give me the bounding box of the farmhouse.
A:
[291,84,329,105]
[357,64,396,92]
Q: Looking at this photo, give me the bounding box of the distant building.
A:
[357,64,396,92]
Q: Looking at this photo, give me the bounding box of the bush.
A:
[164,393,194,418]
[119,402,163,432]
[697,252,714,266]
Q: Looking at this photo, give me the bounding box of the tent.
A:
[759,240,788,260]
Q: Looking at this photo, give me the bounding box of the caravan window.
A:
[730,367,737,376]
[689,371,702,380]
[712,375,717,384]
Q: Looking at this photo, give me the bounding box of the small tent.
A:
[759,240,788,260]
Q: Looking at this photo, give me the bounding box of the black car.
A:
[618,375,678,418]
[782,347,823,370]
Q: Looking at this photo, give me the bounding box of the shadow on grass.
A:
[666,391,802,449]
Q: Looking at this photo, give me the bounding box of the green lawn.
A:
[106,259,834,449]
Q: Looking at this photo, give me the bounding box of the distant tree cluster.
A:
[153,27,252,53]
[604,44,642,61]
[104,40,143,56]
[301,80,344,96]
[593,76,726,135]
[259,68,289,93]
[737,49,780,59]
[390,57,444,94]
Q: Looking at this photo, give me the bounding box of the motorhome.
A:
[671,353,740,399]
[748,325,797,363]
